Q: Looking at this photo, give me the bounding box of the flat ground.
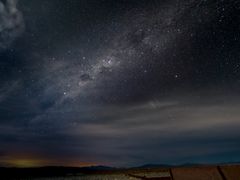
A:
[3,165,240,180]
[3,164,240,180]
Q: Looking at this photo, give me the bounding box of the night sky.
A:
[0,0,240,167]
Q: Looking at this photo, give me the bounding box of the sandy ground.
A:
[16,164,240,180]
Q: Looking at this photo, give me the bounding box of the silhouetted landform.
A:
[81,165,117,171]
[0,166,117,179]
[136,164,174,169]
[0,164,240,179]
[136,162,240,169]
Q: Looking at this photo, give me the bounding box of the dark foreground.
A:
[0,164,239,180]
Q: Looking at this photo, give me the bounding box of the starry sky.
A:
[0,0,240,167]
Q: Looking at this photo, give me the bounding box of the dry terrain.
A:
[3,164,240,180]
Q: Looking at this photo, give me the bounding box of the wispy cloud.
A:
[0,0,24,50]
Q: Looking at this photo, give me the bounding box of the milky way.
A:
[0,0,240,167]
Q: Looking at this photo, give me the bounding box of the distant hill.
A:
[136,161,240,169]
[136,164,173,168]
[80,165,116,171]
[135,163,203,169]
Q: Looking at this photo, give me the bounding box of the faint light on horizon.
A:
[0,156,99,168]
[5,159,45,168]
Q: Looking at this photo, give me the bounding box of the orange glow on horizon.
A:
[0,154,99,168]
[6,159,44,168]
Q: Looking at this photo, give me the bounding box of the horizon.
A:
[1,159,240,169]
[0,0,240,167]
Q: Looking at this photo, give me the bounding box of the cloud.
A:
[0,0,24,51]
[67,94,238,163]
[23,94,240,166]
[0,80,21,103]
